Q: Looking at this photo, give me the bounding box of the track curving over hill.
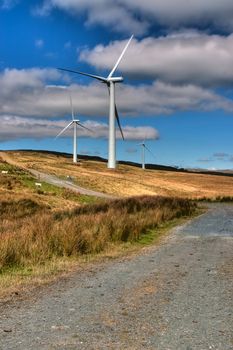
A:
[0,152,116,200]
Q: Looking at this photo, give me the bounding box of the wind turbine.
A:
[58,35,134,169]
[138,141,156,170]
[55,95,92,163]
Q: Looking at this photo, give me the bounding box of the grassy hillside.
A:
[2,150,233,199]
[0,151,198,298]
[0,155,98,213]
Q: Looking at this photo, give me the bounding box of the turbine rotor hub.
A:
[107,77,124,83]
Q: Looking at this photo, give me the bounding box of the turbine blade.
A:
[69,94,74,120]
[58,68,108,83]
[107,35,134,79]
[55,121,73,139]
[115,105,124,140]
[77,123,93,133]
[144,145,156,160]
[106,84,124,140]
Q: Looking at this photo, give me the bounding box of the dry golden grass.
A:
[2,150,233,199]
[0,196,195,270]
[0,150,229,299]
[0,189,197,299]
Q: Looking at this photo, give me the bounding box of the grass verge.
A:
[0,196,198,300]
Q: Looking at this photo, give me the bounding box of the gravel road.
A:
[30,169,116,199]
[0,152,116,199]
[0,204,232,350]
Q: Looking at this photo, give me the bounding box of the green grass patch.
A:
[136,228,160,245]
[19,174,98,204]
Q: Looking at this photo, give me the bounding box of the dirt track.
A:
[0,204,232,349]
[29,168,116,199]
[0,152,116,199]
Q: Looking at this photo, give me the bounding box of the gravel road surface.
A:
[30,169,116,199]
[0,204,232,350]
[0,152,116,199]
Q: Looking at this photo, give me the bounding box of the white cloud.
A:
[0,68,233,120]
[35,0,148,35]
[1,67,233,142]
[35,0,233,34]
[80,34,233,87]
[0,68,60,92]
[0,115,158,141]
[120,0,233,31]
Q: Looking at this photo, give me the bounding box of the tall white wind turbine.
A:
[58,35,134,169]
[55,95,92,163]
[138,141,156,170]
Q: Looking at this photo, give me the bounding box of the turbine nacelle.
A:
[107,77,124,83]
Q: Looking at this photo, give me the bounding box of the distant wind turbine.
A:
[58,35,134,169]
[138,141,156,170]
[55,95,92,163]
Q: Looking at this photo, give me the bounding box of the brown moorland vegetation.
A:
[5,150,233,298]
[1,150,233,199]
[0,195,196,271]
[0,153,198,298]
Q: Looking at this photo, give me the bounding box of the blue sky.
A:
[1,0,233,169]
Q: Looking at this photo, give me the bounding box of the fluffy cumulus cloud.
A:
[1,68,233,120]
[80,33,233,87]
[1,68,233,117]
[0,69,160,141]
[122,0,233,32]
[36,0,233,34]
[1,67,233,141]
[35,0,149,35]
[0,116,158,141]
[0,68,65,117]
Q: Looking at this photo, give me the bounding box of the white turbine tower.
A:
[55,95,92,163]
[58,35,134,169]
[138,141,156,170]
